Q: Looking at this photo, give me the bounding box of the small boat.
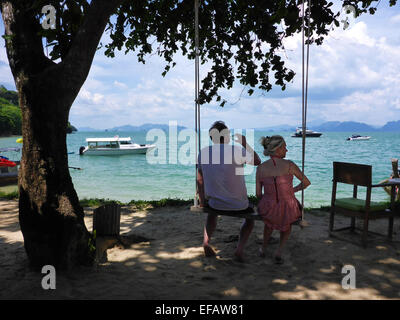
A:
[291,127,322,137]
[0,152,20,186]
[346,134,371,141]
[79,136,156,155]
[0,164,19,186]
[0,157,16,167]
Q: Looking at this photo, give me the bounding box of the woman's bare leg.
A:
[259,225,273,257]
[275,226,291,261]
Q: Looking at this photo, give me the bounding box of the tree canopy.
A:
[20,0,398,107]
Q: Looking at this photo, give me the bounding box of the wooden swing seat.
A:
[190,205,303,226]
[190,205,263,220]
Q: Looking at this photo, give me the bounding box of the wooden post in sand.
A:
[392,158,399,178]
[93,203,121,237]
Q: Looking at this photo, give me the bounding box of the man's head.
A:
[209,121,230,144]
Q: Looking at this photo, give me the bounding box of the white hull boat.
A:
[79,137,155,155]
[346,135,371,141]
[291,127,322,137]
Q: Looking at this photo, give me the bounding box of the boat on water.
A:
[0,148,21,186]
[0,163,19,186]
[79,136,156,155]
[346,134,371,141]
[291,127,322,137]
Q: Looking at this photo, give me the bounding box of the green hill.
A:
[0,86,21,136]
[0,85,77,136]
[67,122,77,133]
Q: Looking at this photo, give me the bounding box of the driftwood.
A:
[93,203,121,237]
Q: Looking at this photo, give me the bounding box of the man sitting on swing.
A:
[197,121,261,261]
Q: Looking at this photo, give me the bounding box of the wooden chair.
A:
[329,161,398,247]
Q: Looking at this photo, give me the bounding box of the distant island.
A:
[67,123,78,134]
[254,120,400,132]
[79,121,400,133]
[0,85,77,136]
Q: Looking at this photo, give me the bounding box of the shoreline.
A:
[1,198,399,299]
[0,134,20,138]
[0,191,330,211]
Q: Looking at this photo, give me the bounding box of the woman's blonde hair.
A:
[260,135,285,156]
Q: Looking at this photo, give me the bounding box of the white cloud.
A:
[0,43,14,88]
[390,14,400,23]
[113,81,128,89]
[77,88,104,105]
[344,22,376,47]
[0,47,8,64]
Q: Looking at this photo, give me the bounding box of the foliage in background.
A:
[0,190,19,200]
[1,191,397,213]
[0,85,77,136]
[0,86,21,136]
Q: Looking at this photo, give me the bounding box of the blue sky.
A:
[1,1,400,130]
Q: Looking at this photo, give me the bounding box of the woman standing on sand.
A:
[256,135,311,264]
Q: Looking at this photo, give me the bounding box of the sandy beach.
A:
[0,198,400,300]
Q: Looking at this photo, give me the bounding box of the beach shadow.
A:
[81,207,400,299]
[1,200,400,299]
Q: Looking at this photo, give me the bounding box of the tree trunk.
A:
[17,78,93,270]
[1,0,123,270]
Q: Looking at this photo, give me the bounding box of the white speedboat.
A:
[291,127,322,137]
[79,137,155,155]
[346,134,371,141]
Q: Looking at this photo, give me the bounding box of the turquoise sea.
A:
[1,130,399,208]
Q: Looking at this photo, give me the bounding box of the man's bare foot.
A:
[203,245,216,257]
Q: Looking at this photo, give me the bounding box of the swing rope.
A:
[193,0,312,225]
[300,0,312,226]
[194,0,200,206]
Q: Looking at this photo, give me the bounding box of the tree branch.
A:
[62,0,124,88]
[1,1,53,81]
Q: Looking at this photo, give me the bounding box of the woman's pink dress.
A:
[257,174,302,232]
